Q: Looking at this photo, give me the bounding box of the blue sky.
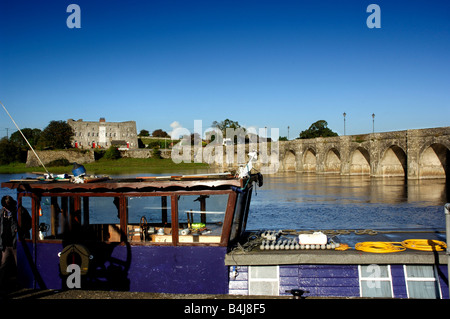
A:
[0,0,449,139]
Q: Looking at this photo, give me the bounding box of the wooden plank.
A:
[220,191,237,246]
[171,194,179,245]
[84,177,110,183]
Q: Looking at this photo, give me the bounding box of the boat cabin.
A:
[2,173,260,293]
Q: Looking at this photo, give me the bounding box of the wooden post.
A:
[161,196,168,224]
[445,203,450,299]
[51,197,59,237]
[199,195,207,224]
[31,195,39,243]
[171,194,178,245]
[83,196,89,226]
[220,191,237,245]
[119,196,128,242]
[61,196,68,235]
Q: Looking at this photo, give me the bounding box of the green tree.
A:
[299,120,338,139]
[211,119,244,136]
[103,145,121,160]
[152,129,169,138]
[10,128,42,148]
[9,128,42,162]
[40,120,74,149]
[0,137,21,164]
[139,129,150,137]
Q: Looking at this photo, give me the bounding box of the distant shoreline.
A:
[0,158,210,175]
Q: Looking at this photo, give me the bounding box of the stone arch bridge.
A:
[278,126,450,180]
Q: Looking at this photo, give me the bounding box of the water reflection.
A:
[258,173,448,205]
[0,172,448,232]
[246,173,448,231]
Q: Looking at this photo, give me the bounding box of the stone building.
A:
[67,118,138,149]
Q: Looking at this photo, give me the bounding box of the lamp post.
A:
[288,126,290,140]
[372,113,375,133]
[343,112,346,136]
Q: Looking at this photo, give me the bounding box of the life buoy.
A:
[59,244,92,275]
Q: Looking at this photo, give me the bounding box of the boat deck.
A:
[225,230,448,265]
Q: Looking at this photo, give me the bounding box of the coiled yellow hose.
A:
[355,242,406,253]
[401,239,447,251]
[354,239,447,253]
[335,243,349,251]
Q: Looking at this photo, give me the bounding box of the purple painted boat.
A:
[3,172,260,294]
[3,170,449,299]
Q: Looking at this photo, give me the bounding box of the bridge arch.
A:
[379,145,407,177]
[283,150,297,171]
[324,148,341,173]
[419,143,449,179]
[350,147,370,175]
[303,148,317,172]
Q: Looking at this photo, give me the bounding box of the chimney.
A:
[99,117,105,122]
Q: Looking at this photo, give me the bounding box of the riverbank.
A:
[0,158,209,175]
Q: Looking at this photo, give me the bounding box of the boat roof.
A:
[1,173,247,193]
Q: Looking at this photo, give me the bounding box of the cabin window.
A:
[126,196,171,243]
[248,266,279,296]
[176,194,228,244]
[36,196,122,242]
[359,265,393,298]
[404,265,441,299]
[37,196,76,240]
[86,196,121,242]
[29,191,234,246]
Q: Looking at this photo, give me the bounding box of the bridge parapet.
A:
[278,126,449,180]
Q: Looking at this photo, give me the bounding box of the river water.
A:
[0,172,448,232]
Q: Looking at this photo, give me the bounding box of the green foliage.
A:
[40,120,74,149]
[0,137,21,165]
[139,129,150,137]
[103,145,121,160]
[94,149,106,160]
[10,128,42,148]
[211,119,244,136]
[152,129,169,138]
[147,141,161,149]
[152,148,162,159]
[9,128,42,162]
[299,120,338,139]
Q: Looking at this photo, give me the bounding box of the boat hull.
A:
[18,241,228,294]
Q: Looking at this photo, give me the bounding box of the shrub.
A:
[147,141,160,149]
[103,146,121,160]
[152,148,161,159]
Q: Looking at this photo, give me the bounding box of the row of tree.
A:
[210,119,337,139]
[138,129,169,138]
[0,119,338,165]
[137,119,339,144]
[0,120,74,164]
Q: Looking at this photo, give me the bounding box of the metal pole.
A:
[343,112,346,136]
[372,113,375,134]
[445,203,450,299]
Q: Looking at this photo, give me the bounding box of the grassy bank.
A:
[0,158,210,175]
